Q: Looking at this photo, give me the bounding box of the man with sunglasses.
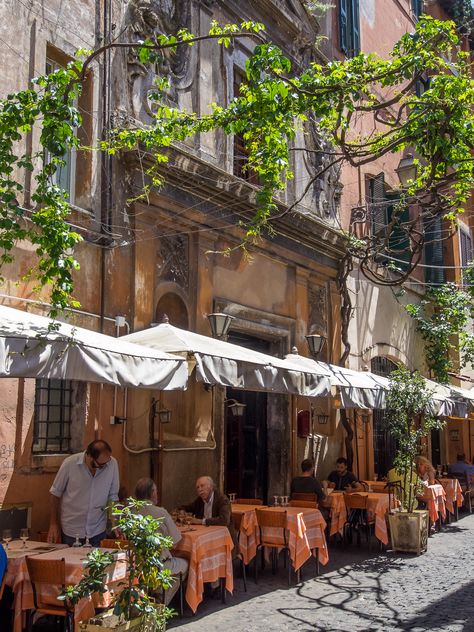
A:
[47,440,119,546]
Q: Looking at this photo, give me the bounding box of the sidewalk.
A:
[170,513,474,631]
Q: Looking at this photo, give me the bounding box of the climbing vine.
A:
[405,262,474,383]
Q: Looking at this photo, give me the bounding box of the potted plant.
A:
[385,366,443,555]
[60,498,175,631]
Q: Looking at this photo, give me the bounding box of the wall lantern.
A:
[317,412,330,425]
[157,408,172,424]
[395,153,417,188]
[358,410,371,424]
[207,312,235,340]
[306,334,326,359]
[226,398,247,417]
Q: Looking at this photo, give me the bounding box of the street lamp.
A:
[306,334,326,358]
[395,153,417,188]
[207,312,235,340]
[226,399,246,416]
[157,408,172,424]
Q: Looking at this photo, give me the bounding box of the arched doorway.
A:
[155,293,189,329]
[371,356,398,478]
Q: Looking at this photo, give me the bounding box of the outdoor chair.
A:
[158,571,185,617]
[233,498,263,505]
[0,573,5,599]
[254,509,297,585]
[292,492,318,504]
[456,474,474,513]
[288,499,318,509]
[343,492,375,551]
[231,511,248,591]
[100,538,130,549]
[25,556,73,632]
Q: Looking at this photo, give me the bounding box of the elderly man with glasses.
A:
[47,439,119,546]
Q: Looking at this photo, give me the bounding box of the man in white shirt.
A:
[47,440,119,546]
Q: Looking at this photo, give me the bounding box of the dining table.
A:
[320,491,347,537]
[421,483,447,524]
[4,540,126,632]
[365,492,399,545]
[231,504,329,570]
[362,480,390,493]
[438,478,463,516]
[172,524,234,613]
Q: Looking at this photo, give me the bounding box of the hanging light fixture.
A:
[157,408,172,424]
[395,153,417,188]
[306,334,326,358]
[207,312,235,340]
[226,398,247,416]
[316,412,330,425]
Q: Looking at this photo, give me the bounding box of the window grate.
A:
[33,379,73,454]
[371,357,398,477]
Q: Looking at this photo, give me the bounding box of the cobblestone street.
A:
[170,513,474,632]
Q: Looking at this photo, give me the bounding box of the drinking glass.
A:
[20,528,29,548]
[83,536,92,548]
[274,495,279,506]
[72,535,82,548]
[436,465,442,478]
[2,529,12,550]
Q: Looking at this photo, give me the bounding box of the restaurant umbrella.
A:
[121,322,332,397]
[0,305,188,390]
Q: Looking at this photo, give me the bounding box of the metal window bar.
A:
[33,379,73,454]
[371,357,398,478]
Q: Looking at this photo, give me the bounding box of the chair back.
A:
[233,498,263,505]
[255,509,287,547]
[100,538,130,549]
[0,574,5,600]
[343,492,368,510]
[36,531,48,542]
[292,492,316,502]
[288,500,317,509]
[26,556,69,612]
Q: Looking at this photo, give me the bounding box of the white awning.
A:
[122,323,332,396]
[0,305,188,390]
[424,378,471,418]
[285,353,389,409]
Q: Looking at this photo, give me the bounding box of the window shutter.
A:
[350,0,360,56]
[424,216,445,285]
[412,0,423,19]
[369,173,388,239]
[387,194,410,271]
[339,0,348,54]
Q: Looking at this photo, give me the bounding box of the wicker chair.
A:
[231,512,248,591]
[25,557,73,632]
[233,498,264,505]
[343,492,375,550]
[255,509,297,585]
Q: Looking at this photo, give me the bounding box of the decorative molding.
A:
[157,234,189,289]
[308,285,327,335]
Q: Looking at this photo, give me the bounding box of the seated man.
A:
[183,476,239,554]
[290,458,326,504]
[448,454,474,482]
[325,457,361,491]
[135,478,188,606]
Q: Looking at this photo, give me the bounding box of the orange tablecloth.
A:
[321,492,347,536]
[173,525,233,613]
[5,542,126,632]
[366,492,398,545]
[231,504,259,565]
[439,478,464,514]
[422,484,447,523]
[255,506,328,569]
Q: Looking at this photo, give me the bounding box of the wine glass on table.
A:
[2,529,12,550]
[20,528,29,548]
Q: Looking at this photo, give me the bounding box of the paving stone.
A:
[169,512,474,632]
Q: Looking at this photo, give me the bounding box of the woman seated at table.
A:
[415,456,436,485]
[387,466,424,508]
[135,478,188,605]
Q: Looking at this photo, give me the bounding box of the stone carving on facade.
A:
[125,0,195,121]
[305,120,343,220]
[157,234,189,288]
[308,284,327,334]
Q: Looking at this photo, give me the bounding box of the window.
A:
[371,357,398,477]
[45,57,77,202]
[339,0,360,57]
[33,379,73,454]
[459,224,473,271]
[233,69,259,184]
[368,173,410,269]
[423,215,445,285]
[411,0,423,20]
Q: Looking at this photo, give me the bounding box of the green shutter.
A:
[350,0,360,55]
[339,0,348,53]
[424,216,445,285]
[370,173,388,238]
[387,194,410,271]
